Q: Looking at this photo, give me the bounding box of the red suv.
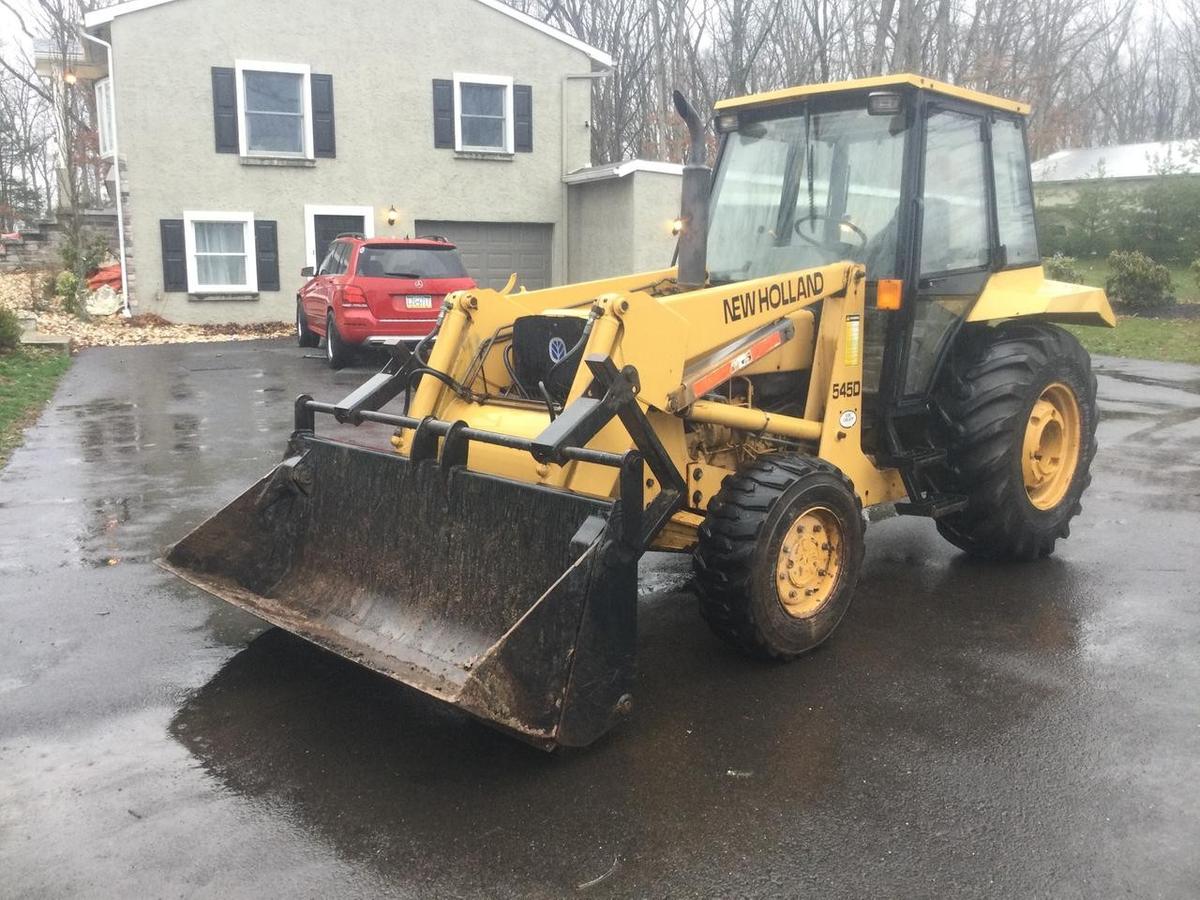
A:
[297,235,476,368]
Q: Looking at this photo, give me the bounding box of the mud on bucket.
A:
[161,435,639,749]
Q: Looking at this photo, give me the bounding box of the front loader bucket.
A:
[161,434,640,749]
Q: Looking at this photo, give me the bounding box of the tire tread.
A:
[934,323,1098,561]
[694,454,862,659]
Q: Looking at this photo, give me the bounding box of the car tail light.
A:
[340,285,368,308]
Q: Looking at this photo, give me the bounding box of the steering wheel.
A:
[793,213,868,250]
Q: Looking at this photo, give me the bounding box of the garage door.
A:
[415,221,553,290]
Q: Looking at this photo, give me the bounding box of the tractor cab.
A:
[705,75,1079,442]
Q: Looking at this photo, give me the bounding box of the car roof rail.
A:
[415,234,451,244]
[335,231,366,240]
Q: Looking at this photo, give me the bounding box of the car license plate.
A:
[404,295,433,310]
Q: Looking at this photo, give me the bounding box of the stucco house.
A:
[79,0,681,324]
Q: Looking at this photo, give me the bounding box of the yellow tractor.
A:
[164,75,1113,749]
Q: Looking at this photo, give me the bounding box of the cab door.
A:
[896,105,994,404]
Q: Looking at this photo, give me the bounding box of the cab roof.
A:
[714,73,1030,116]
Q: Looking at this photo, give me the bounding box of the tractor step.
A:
[894,492,968,518]
[874,447,946,470]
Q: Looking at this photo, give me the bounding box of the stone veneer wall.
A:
[0,211,121,274]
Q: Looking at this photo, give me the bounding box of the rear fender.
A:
[967,266,1116,328]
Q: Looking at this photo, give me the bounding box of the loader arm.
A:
[398,259,906,518]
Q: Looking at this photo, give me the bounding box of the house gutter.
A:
[79,28,130,318]
[561,66,612,284]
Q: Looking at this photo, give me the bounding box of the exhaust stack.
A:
[673,90,711,289]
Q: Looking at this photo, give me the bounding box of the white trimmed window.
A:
[183,211,257,293]
[235,60,313,158]
[453,73,513,153]
[95,77,115,158]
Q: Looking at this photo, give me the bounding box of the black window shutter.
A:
[432,78,455,149]
[160,219,187,292]
[311,74,335,158]
[254,220,280,291]
[513,84,533,153]
[211,67,239,154]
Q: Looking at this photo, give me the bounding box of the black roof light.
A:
[867,91,904,116]
[714,111,740,133]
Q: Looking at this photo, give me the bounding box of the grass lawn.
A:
[0,349,72,470]
[1058,258,1200,364]
[1067,319,1200,366]
[1071,257,1198,303]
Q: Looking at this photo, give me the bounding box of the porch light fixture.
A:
[63,70,78,85]
[386,205,398,227]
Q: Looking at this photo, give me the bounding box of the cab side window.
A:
[991,117,1039,266]
[920,110,989,275]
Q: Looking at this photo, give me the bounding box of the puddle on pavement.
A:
[1101,369,1200,395]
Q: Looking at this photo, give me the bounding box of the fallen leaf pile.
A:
[0,270,292,349]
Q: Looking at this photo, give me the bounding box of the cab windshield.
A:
[706,104,907,284]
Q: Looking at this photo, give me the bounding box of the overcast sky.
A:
[1,0,40,55]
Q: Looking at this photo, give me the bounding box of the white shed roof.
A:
[1031,139,1200,183]
[84,0,613,67]
[563,160,684,184]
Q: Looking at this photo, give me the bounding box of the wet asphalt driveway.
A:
[1,340,1197,898]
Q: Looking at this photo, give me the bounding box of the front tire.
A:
[693,455,865,660]
[325,312,352,369]
[932,322,1098,561]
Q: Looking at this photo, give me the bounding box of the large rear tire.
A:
[693,455,865,660]
[932,322,1098,561]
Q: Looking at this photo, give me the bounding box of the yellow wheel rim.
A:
[775,506,844,618]
[1022,382,1082,511]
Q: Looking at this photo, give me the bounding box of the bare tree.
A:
[0,66,55,229]
[509,0,1194,164]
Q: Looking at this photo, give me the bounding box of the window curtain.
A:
[195,221,246,285]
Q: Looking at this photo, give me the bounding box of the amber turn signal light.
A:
[876,279,903,310]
